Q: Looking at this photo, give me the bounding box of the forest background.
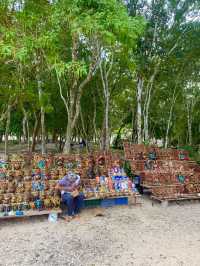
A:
[0,0,200,159]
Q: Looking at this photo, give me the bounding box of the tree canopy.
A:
[0,0,200,155]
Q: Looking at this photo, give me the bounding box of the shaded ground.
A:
[0,143,58,155]
[0,143,94,159]
[1,197,200,266]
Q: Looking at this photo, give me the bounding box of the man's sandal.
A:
[62,216,73,222]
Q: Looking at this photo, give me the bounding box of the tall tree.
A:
[127,0,200,144]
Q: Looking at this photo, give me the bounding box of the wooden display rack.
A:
[142,182,185,188]
[84,193,141,206]
[141,182,154,189]
[151,194,200,207]
[128,193,142,206]
[0,209,62,220]
[0,195,141,220]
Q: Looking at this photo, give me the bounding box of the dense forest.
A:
[0,0,200,155]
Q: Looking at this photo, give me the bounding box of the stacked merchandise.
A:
[0,154,61,217]
[0,151,138,216]
[124,142,200,200]
[79,151,137,199]
[82,164,137,199]
[80,153,138,207]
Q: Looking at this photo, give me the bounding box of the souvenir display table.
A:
[151,194,200,203]
[0,152,139,218]
[81,159,139,206]
[124,142,200,202]
[0,209,62,220]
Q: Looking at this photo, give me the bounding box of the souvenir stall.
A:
[82,156,139,208]
[63,152,140,207]
[0,151,140,218]
[124,142,200,202]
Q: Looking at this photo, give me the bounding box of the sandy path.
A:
[0,198,200,266]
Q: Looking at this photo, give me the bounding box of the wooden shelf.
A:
[0,209,62,220]
[84,194,140,201]
[142,183,200,188]
[151,194,200,202]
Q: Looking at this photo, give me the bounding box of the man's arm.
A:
[74,175,80,187]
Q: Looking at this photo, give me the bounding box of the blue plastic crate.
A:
[101,198,115,208]
[115,197,128,206]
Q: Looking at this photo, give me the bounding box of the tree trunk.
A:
[26,118,30,152]
[41,107,46,154]
[22,116,27,143]
[59,135,65,152]
[31,114,40,153]
[93,94,98,145]
[105,91,110,151]
[38,80,46,154]
[105,89,110,150]
[22,109,30,151]
[18,135,22,144]
[144,84,153,142]
[132,106,137,143]
[165,110,173,148]
[63,114,72,154]
[165,91,177,148]
[101,93,110,151]
[100,57,113,151]
[136,76,143,144]
[5,105,11,157]
[80,108,89,152]
[143,61,160,142]
[55,35,100,154]
[52,130,57,143]
[186,102,192,146]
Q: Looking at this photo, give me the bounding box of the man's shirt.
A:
[58,172,80,194]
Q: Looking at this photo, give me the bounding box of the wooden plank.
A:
[151,195,200,202]
[0,209,62,220]
[84,193,141,200]
[141,183,154,189]
[84,193,140,201]
[128,194,142,206]
[142,183,185,188]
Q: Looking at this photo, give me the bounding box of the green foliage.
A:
[123,160,134,180]
[0,0,199,154]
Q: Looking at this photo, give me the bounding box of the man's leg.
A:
[74,193,84,215]
[62,193,74,216]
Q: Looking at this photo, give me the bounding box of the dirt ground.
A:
[0,197,200,266]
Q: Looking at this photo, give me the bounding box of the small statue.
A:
[7,181,16,193]
[3,194,11,204]
[29,202,35,210]
[16,182,25,193]
[0,168,6,180]
[34,199,43,210]
[44,197,52,209]
[0,181,8,193]
[0,194,4,204]
[24,181,32,192]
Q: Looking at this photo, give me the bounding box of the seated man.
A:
[56,171,84,221]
